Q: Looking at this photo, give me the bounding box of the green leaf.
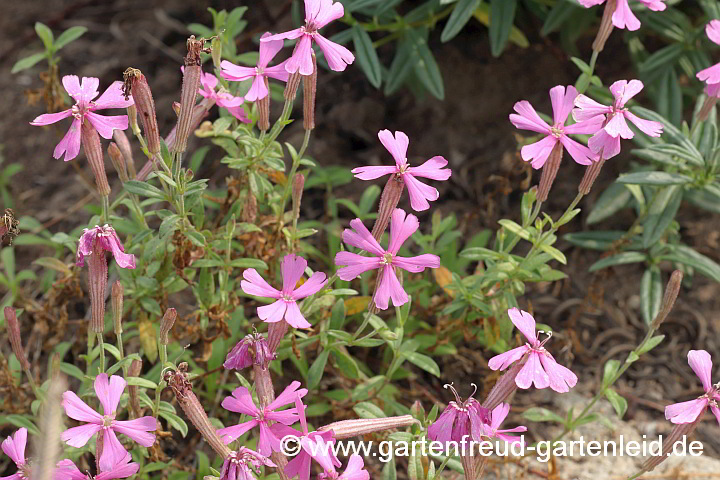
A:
[642,185,682,248]
[659,245,720,282]
[616,171,692,186]
[11,52,46,74]
[587,183,633,225]
[441,0,480,42]
[35,22,54,50]
[353,401,386,419]
[498,219,530,240]
[402,352,440,377]
[489,0,517,57]
[352,26,382,88]
[125,376,159,389]
[604,389,628,419]
[124,180,166,200]
[54,26,88,50]
[0,415,40,435]
[160,411,189,437]
[541,1,578,36]
[384,36,414,95]
[589,252,647,272]
[229,258,268,269]
[632,107,704,162]
[307,349,330,390]
[522,407,564,423]
[640,267,663,325]
[408,29,444,100]
[60,362,85,380]
[637,335,665,355]
[603,359,621,387]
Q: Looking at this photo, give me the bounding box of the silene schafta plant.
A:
[4,2,720,480]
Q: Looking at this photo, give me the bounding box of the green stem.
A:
[281,129,312,215]
[101,195,110,223]
[502,199,543,254]
[352,310,374,341]
[524,192,584,263]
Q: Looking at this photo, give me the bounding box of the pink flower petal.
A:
[286,35,314,75]
[577,0,605,6]
[292,271,328,299]
[217,421,258,444]
[244,76,268,102]
[604,114,634,139]
[284,301,312,329]
[697,63,720,86]
[378,130,410,167]
[624,111,663,137]
[342,218,384,255]
[93,81,134,110]
[373,265,408,310]
[687,350,713,392]
[509,101,551,134]
[262,28,305,43]
[392,254,441,273]
[706,82,720,98]
[403,173,439,211]
[220,61,256,82]
[96,457,139,480]
[341,455,369,480]
[612,0,641,31]
[314,34,354,72]
[113,417,157,447]
[572,94,611,123]
[489,403,511,431]
[258,32,285,68]
[427,407,457,444]
[61,424,102,448]
[539,353,578,393]
[407,156,451,181]
[313,0,345,29]
[94,374,126,415]
[388,209,418,254]
[549,85,577,126]
[269,381,307,411]
[62,75,84,101]
[706,20,720,46]
[223,387,261,416]
[520,135,557,169]
[53,459,86,480]
[507,308,537,345]
[334,251,382,280]
[516,352,550,389]
[488,346,528,371]
[78,77,100,106]
[609,79,645,107]
[86,113,129,140]
[1,428,27,466]
[638,0,666,12]
[264,61,291,82]
[711,404,720,427]
[30,109,72,126]
[563,116,605,135]
[99,429,129,472]
[282,254,308,294]
[285,452,312,480]
[258,422,281,455]
[54,117,82,161]
[560,135,596,165]
[62,391,103,423]
[241,269,282,298]
[258,300,287,323]
[588,129,622,160]
[351,165,398,181]
[665,398,709,424]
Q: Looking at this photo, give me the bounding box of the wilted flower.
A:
[573,79,663,160]
[335,209,440,310]
[220,448,275,480]
[224,332,275,370]
[317,452,369,480]
[577,0,666,31]
[427,384,490,444]
[61,374,156,471]
[54,453,139,480]
[76,225,136,269]
[697,20,720,88]
[665,350,720,425]
[488,308,578,393]
[241,254,327,329]
[221,33,290,101]
[510,85,604,169]
[30,76,133,161]
[352,130,451,212]
[482,403,526,445]
[1,428,29,480]
[217,380,307,455]
[262,0,354,75]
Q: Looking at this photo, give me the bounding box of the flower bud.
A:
[651,270,683,330]
[81,120,111,197]
[592,0,616,53]
[211,36,222,68]
[87,248,109,334]
[371,174,405,241]
[173,36,205,154]
[112,281,124,335]
[4,307,30,370]
[641,418,700,472]
[303,52,317,131]
[578,158,605,195]
[482,360,525,410]
[537,142,563,202]
[697,96,718,122]
[108,143,129,183]
[257,77,271,132]
[159,308,177,345]
[128,358,142,418]
[292,173,305,221]
[267,321,288,353]
[112,130,136,178]
[318,415,419,439]
[284,72,301,101]
[123,68,161,154]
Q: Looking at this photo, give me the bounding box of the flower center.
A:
[381,252,394,265]
[304,22,318,35]
[550,125,564,138]
[282,293,294,302]
[398,161,409,174]
[103,414,115,427]
[255,66,264,76]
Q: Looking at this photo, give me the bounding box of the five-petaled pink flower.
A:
[573,79,663,160]
[1,428,29,480]
[665,350,720,426]
[217,380,307,455]
[488,308,578,393]
[241,254,327,329]
[61,374,157,471]
[697,21,720,88]
[482,403,527,445]
[186,67,250,123]
[30,76,133,161]
[316,451,369,480]
[335,209,441,310]
[427,384,490,444]
[220,448,276,480]
[76,225,136,269]
[509,85,604,169]
[221,33,290,101]
[577,0,666,31]
[54,453,139,480]
[262,0,355,75]
[352,130,452,212]
[273,396,340,480]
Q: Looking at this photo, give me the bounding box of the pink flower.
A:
[1,428,29,480]
[697,21,720,88]
[509,85,604,169]
[317,453,369,480]
[706,82,720,99]
[352,130,451,212]
[335,209,441,310]
[76,224,136,269]
[60,374,157,472]
[665,350,720,426]
[195,69,250,123]
[275,397,339,480]
[427,384,490,444]
[30,76,133,161]
[577,0,666,31]
[488,308,578,393]
[224,332,274,370]
[217,380,308,455]
[220,448,276,480]
[54,453,139,480]
[241,254,327,329]
[262,0,354,75]
[482,403,527,445]
[573,79,664,160]
[221,33,290,101]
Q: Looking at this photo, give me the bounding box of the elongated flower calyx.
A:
[123,68,160,155]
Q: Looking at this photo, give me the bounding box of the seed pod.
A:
[302,52,317,130]
[651,270,683,329]
[482,360,525,410]
[284,72,301,101]
[697,96,718,122]
[128,359,143,418]
[87,248,109,334]
[537,142,563,202]
[318,415,419,439]
[257,77,271,132]
[641,419,700,472]
[112,281,124,335]
[592,0,617,53]
[124,68,160,154]
[371,174,405,241]
[578,158,606,195]
[292,173,305,222]
[267,321,288,354]
[159,308,177,345]
[112,130,135,178]
[173,36,205,154]
[81,120,111,197]
[108,143,129,183]
[4,307,30,370]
